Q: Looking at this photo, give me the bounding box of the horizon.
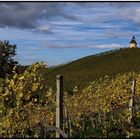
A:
[0,2,140,66]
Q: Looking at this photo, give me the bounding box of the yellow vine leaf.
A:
[19,76,24,80]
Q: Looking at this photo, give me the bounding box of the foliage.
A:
[1,62,140,138]
[0,62,55,138]
[0,40,18,78]
[62,72,140,138]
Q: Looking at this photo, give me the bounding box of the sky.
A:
[0,2,140,66]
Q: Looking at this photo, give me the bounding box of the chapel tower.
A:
[130,36,137,48]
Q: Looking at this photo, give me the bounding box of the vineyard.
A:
[1,62,140,138]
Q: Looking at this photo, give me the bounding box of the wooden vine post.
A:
[128,80,136,124]
[127,80,136,138]
[56,75,64,138]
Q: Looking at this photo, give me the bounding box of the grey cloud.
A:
[0,2,139,33]
[0,2,116,31]
[0,2,89,34]
[0,3,39,29]
[0,2,66,30]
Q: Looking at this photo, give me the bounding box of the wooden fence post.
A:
[128,80,136,124]
[127,80,136,138]
[56,75,63,138]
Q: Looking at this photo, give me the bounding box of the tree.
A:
[0,40,18,78]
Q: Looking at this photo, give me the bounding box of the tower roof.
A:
[130,36,137,44]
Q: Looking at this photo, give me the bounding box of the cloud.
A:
[0,3,64,31]
[44,43,125,49]
[0,3,38,29]
[121,7,140,25]
[0,2,138,50]
[104,30,132,38]
[0,2,134,32]
[0,2,87,32]
[93,44,125,49]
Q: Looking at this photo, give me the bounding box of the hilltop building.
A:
[130,36,137,48]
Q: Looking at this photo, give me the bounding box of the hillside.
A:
[46,48,140,91]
